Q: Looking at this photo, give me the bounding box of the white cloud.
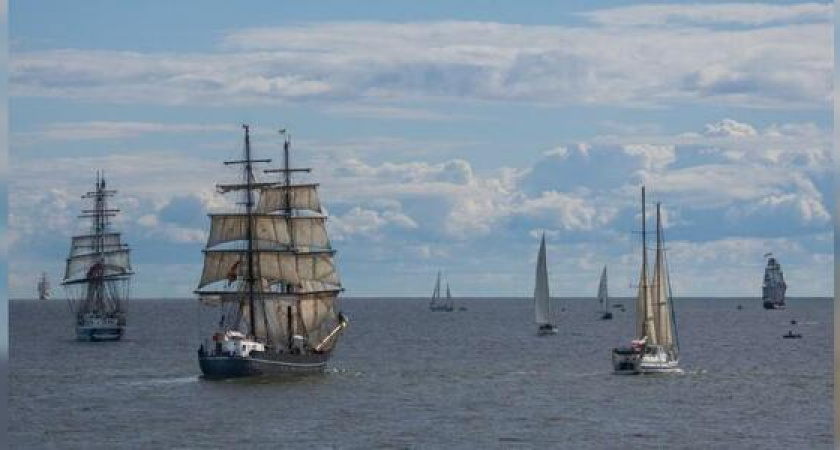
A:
[579,3,832,28]
[622,144,675,171]
[11,13,831,109]
[14,121,236,144]
[703,118,758,137]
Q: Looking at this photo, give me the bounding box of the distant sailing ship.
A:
[196,125,348,378]
[534,234,558,335]
[762,253,787,310]
[598,266,612,320]
[37,272,50,300]
[62,173,133,341]
[429,271,454,312]
[612,187,681,374]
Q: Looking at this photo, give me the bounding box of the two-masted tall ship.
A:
[762,253,787,310]
[37,272,51,300]
[196,125,348,378]
[612,187,681,374]
[62,173,133,341]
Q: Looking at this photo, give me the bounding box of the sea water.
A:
[9,297,833,449]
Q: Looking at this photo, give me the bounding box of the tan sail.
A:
[197,250,339,288]
[652,203,673,347]
[256,184,322,214]
[64,249,132,283]
[206,214,330,249]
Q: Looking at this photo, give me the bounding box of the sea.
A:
[9,297,833,449]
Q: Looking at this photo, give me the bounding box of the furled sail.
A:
[534,234,551,325]
[256,184,322,214]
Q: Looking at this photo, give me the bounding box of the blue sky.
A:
[8,1,833,298]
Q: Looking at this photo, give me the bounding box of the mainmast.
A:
[223,125,270,337]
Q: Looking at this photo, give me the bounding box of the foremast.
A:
[635,186,657,344]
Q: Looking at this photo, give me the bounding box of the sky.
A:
[7,1,833,298]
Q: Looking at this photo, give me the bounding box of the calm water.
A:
[10,297,833,449]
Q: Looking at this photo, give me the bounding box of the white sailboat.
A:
[612,187,681,374]
[429,271,454,311]
[598,266,612,320]
[534,234,557,335]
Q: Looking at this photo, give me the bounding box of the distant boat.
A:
[195,125,348,378]
[762,254,787,310]
[62,172,133,342]
[429,271,454,312]
[37,272,50,301]
[534,234,558,335]
[612,187,681,374]
[782,331,802,339]
[598,266,612,320]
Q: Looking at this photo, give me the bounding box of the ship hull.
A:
[198,352,330,379]
[763,301,785,310]
[76,325,123,342]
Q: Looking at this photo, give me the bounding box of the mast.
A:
[636,186,657,344]
[653,202,671,346]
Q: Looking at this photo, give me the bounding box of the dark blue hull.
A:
[198,352,330,379]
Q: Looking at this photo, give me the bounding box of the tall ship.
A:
[612,187,681,374]
[196,125,348,378]
[534,234,558,335]
[37,272,51,300]
[598,266,612,320]
[62,173,133,341]
[429,271,454,312]
[762,254,786,310]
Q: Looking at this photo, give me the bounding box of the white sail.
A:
[597,266,608,310]
[534,234,551,325]
[430,271,442,306]
[70,233,123,257]
[197,250,339,289]
[446,283,452,308]
[256,184,322,214]
[64,249,132,283]
[652,204,673,347]
[206,215,330,250]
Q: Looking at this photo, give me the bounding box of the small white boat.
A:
[534,234,558,335]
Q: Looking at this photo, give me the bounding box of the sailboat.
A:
[598,266,612,320]
[62,173,133,341]
[534,234,558,335]
[37,272,51,300]
[429,271,454,311]
[196,125,348,378]
[612,187,681,374]
[762,253,786,310]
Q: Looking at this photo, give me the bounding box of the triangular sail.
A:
[534,234,551,325]
[597,266,608,312]
[652,203,674,348]
[635,187,657,344]
[446,283,452,309]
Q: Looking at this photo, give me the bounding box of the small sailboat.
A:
[37,272,50,300]
[534,234,558,335]
[196,125,348,378]
[62,172,133,341]
[429,271,454,311]
[598,266,612,320]
[762,253,786,310]
[612,187,681,374]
